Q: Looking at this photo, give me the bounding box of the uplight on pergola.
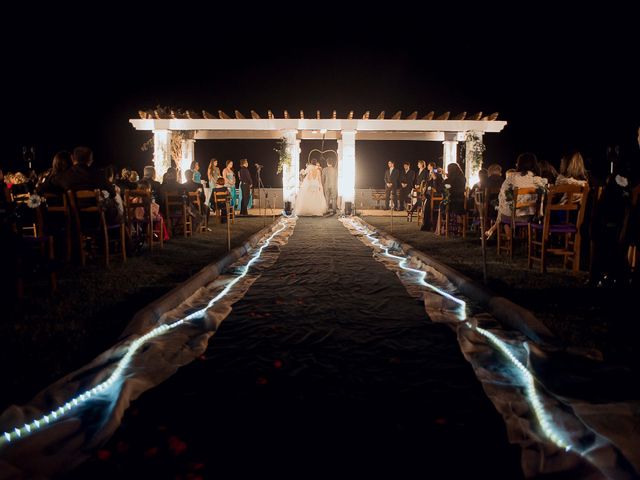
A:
[130,109,506,210]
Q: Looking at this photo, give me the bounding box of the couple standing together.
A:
[296,158,338,216]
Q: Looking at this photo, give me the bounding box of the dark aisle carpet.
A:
[71,217,522,479]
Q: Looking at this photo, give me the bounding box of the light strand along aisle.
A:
[70,217,522,479]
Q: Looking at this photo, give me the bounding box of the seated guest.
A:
[443,163,466,211]
[488,153,546,239]
[160,167,182,195]
[539,159,558,185]
[470,168,488,196]
[138,166,162,196]
[128,170,140,184]
[434,163,466,234]
[556,151,589,187]
[37,151,71,195]
[117,168,137,191]
[183,169,202,193]
[61,146,115,197]
[486,163,503,189]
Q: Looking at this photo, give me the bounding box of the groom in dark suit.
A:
[384,160,400,210]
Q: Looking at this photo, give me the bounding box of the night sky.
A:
[3,6,637,188]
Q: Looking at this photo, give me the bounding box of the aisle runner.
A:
[66,216,522,479]
[0,218,296,478]
[342,217,638,479]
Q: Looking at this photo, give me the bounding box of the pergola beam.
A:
[131,118,507,135]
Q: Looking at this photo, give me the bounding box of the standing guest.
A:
[322,158,338,212]
[238,158,253,216]
[399,162,416,210]
[384,161,400,210]
[207,158,221,187]
[414,160,428,189]
[37,151,71,195]
[191,161,202,183]
[408,160,427,216]
[222,160,237,210]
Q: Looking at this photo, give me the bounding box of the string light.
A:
[0,219,291,448]
[342,217,576,454]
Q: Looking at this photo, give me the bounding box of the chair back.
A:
[512,186,540,218]
[124,189,151,223]
[540,184,589,231]
[188,191,203,214]
[68,189,104,231]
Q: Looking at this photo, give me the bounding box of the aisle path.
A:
[73,217,521,478]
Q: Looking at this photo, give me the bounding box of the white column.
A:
[153,129,172,179]
[337,130,356,210]
[282,129,300,206]
[465,131,484,187]
[442,132,458,173]
[180,138,195,183]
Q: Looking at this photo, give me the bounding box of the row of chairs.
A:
[408,184,595,274]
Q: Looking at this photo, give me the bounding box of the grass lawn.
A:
[363,216,639,369]
[1,217,273,410]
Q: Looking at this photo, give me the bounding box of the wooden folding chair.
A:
[42,192,72,261]
[68,189,127,267]
[528,184,589,272]
[164,190,192,237]
[188,191,207,233]
[430,191,444,229]
[125,189,157,251]
[497,186,540,259]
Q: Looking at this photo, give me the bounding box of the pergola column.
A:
[153,129,172,179]
[180,138,196,183]
[442,132,458,173]
[465,131,484,186]
[337,130,356,210]
[282,129,300,206]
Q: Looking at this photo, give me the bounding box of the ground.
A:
[0,217,271,411]
[363,216,639,369]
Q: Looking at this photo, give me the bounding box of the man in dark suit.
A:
[238,158,253,216]
[384,161,400,210]
[399,161,416,210]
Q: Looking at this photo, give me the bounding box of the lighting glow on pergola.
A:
[130,110,506,210]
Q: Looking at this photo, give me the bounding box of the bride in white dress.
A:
[296,159,327,216]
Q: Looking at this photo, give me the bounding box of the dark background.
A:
[2,5,637,188]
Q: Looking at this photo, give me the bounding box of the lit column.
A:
[442,132,458,173]
[337,130,356,210]
[153,130,172,179]
[180,138,195,183]
[465,131,484,186]
[282,129,300,206]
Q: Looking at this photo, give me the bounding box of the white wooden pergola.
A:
[129,109,506,210]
